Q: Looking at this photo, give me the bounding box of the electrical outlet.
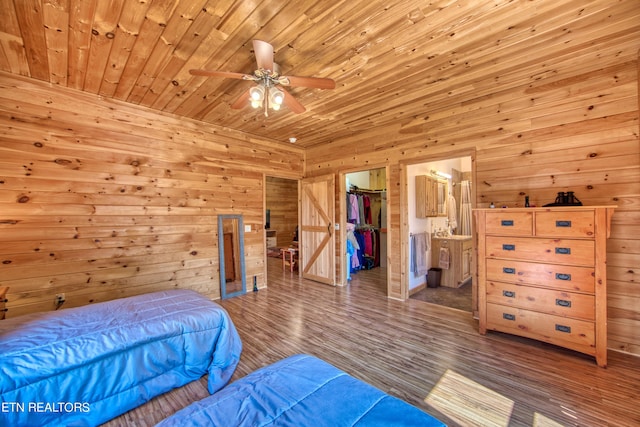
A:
[56,293,65,304]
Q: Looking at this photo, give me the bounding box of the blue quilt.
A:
[156,354,445,427]
[0,289,242,427]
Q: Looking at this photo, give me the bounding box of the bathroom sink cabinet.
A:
[430,236,473,288]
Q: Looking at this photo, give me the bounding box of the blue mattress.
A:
[156,354,445,427]
[0,289,242,427]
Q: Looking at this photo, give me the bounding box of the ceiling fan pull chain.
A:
[264,87,269,117]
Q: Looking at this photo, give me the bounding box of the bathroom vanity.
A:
[430,235,473,288]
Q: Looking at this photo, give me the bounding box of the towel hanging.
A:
[439,247,450,270]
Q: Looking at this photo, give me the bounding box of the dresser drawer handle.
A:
[555,247,571,255]
[555,324,571,333]
[556,220,572,227]
[503,267,516,274]
[503,313,516,321]
[556,299,572,308]
[555,273,572,281]
[502,244,516,251]
[503,290,516,298]
[501,220,514,226]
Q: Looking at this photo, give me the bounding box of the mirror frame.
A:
[218,214,247,299]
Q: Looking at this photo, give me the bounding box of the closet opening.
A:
[342,168,388,296]
[406,156,475,313]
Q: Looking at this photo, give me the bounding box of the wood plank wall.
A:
[265,176,298,247]
[306,60,640,356]
[0,72,304,317]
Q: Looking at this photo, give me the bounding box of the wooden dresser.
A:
[474,206,614,367]
[0,286,8,320]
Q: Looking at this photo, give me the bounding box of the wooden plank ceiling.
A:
[0,0,638,148]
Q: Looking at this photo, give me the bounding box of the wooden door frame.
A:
[263,174,301,288]
[399,149,478,315]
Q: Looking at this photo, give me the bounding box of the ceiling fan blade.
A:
[231,89,251,109]
[189,70,252,80]
[253,40,274,71]
[281,75,336,90]
[278,86,306,114]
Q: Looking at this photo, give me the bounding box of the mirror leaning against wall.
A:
[218,215,246,299]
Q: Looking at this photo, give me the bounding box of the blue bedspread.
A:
[156,354,445,427]
[0,289,242,427]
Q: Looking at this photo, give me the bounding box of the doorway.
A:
[265,176,299,277]
[343,167,388,293]
[405,156,475,312]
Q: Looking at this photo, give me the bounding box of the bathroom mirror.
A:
[218,214,246,299]
[436,179,448,217]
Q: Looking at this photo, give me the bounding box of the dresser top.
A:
[474,206,616,212]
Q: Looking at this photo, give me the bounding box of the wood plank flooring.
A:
[105,258,640,426]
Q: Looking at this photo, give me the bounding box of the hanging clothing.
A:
[411,232,430,276]
[363,229,373,257]
[363,195,372,225]
[346,223,361,271]
[346,239,355,281]
[348,193,360,224]
[447,194,458,231]
[357,196,365,226]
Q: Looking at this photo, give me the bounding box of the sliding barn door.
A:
[299,174,336,285]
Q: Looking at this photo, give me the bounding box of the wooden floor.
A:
[105,258,640,426]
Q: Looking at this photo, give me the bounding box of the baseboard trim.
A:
[409,282,426,296]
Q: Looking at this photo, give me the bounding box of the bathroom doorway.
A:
[406,156,475,312]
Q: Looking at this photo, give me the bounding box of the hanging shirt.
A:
[348,193,360,224]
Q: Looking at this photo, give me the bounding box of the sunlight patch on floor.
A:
[425,369,514,427]
[533,412,566,427]
[425,370,569,427]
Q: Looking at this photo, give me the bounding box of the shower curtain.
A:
[459,180,472,235]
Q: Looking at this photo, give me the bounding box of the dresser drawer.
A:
[535,210,595,238]
[485,259,595,293]
[485,211,533,236]
[486,303,595,349]
[485,236,595,266]
[486,282,595,320]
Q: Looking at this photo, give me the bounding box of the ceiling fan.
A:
[189,40,335,116]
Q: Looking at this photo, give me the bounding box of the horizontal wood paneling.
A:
[0,73,303,316]
[306,55,639,356]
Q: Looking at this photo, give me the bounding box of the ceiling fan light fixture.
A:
[270,88,284,105]
[190,39,335,116]
[249,85,264,102]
